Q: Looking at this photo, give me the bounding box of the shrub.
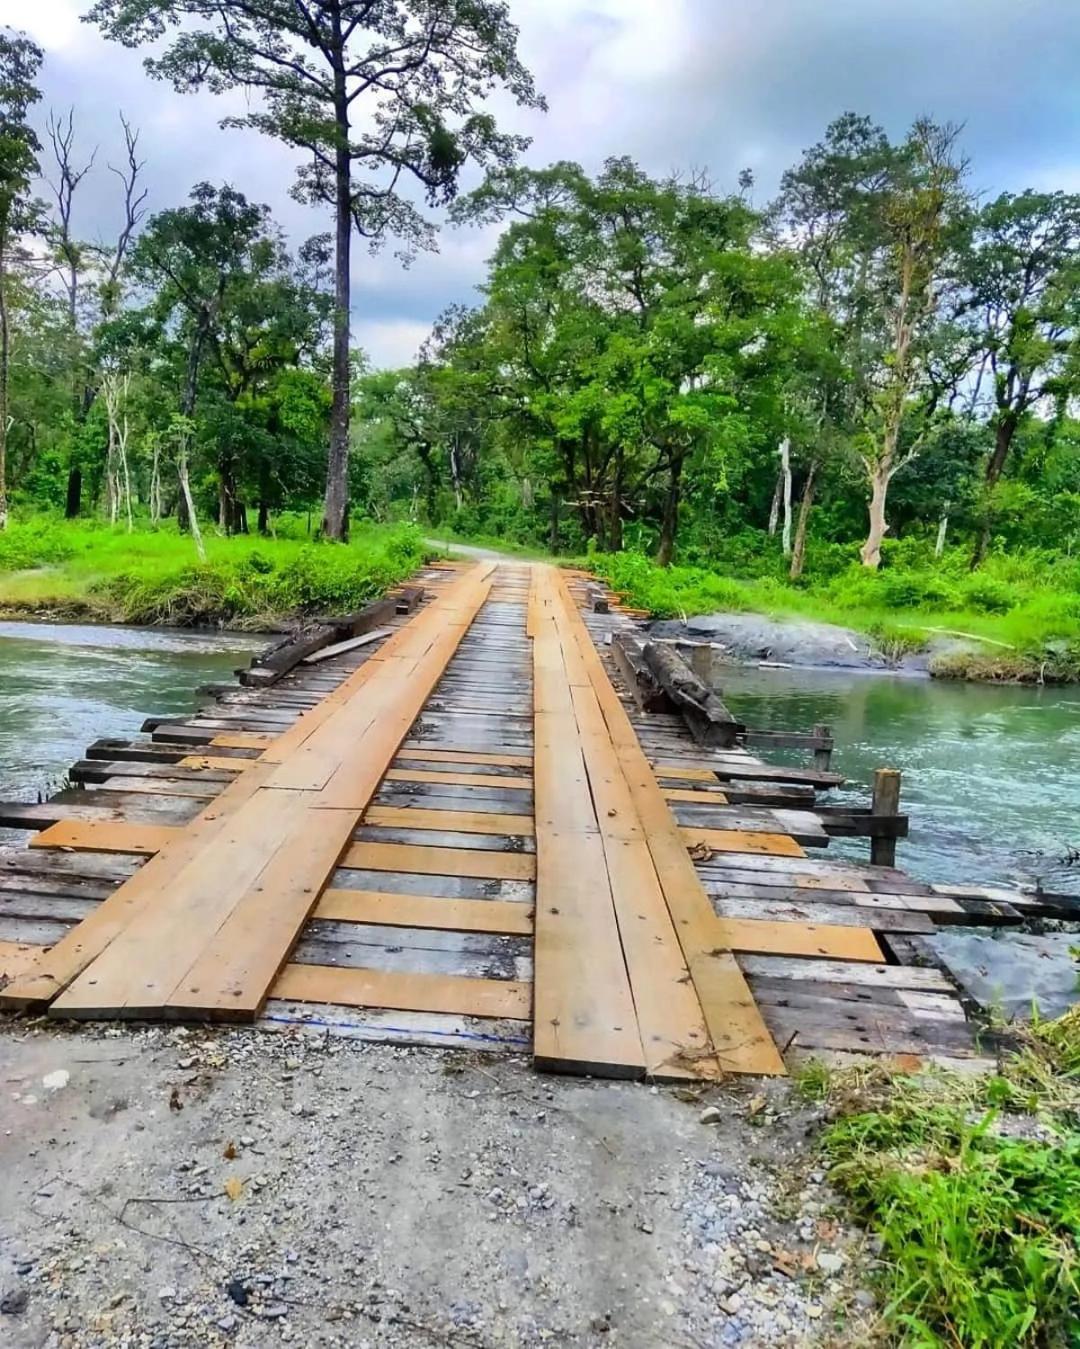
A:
[959,575,1019,614]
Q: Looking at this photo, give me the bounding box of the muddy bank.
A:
[648,612,951,674]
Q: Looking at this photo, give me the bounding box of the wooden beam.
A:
[364,805,534,837]
[272,963,531,1020]
[29,820,180,855]
[315,889,533,936]
[342,841,535,882]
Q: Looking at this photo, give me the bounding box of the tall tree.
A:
[957,190,1080,565]
[0,28,43,530]
[87,0,544,540]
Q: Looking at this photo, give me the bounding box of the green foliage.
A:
[0,516,427,626]
[814,1010,1080,1347]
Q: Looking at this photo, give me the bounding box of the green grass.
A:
[802,1008,1080,1347]
[0,515,432,627]
[582,549,1080,682]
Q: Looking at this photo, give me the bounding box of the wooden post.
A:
[870,768,901,867]
[813,723,832,772]
[689,642,713,687]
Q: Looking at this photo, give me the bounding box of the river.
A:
[0,621,265,803]
[717,664,1080,894]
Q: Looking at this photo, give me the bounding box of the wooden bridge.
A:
[0,560,1062,1079]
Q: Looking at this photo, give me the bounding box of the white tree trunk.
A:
[779,437,793,558]
[935,502,950,558]
[767,470,781,536]
[860,465,890,568]
[176,434,206,562]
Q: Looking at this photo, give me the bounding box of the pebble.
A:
[699,1106,723,1125]
[816,1252,845,1275]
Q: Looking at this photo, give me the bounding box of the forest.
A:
[2,9,1080,676]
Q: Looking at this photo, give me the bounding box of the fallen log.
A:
[610,633,671,712]
[641,641,745,748]
[241,595,400,688]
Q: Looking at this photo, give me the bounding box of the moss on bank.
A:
[0,517,431,628]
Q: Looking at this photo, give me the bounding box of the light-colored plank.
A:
[178,756,253,773]
[545,566,786,1077]
[0,940,46,980]
[97,776,219,799]
[301,627,393,664]
[396,747,532,768]
[0,761,277,1010]
[342,841,536,882]
[273,963,531,1019]
[364,806,534,837]
[46,564,496,1022]
[383,768,532,791]
[210,733,277,750]
[315,889,534,936]
[718,920,883,960]
[662,788,730,805]
[29,820,180,855]
[530,572,648,1078]
[680,827,807,858]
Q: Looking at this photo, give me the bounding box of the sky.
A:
[7,0,1080,367]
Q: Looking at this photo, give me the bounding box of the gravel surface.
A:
[0,1021,879,1348]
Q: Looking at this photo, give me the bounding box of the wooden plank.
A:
[662,788,729,805]
[210,733,277,750]
[396,747,532,768]
[364,806,534,837]
[383,768,531,791]
[713,919,883,960]
[29,820,180,856]
[530,573,649,1079]
[0,762,278,1010]
[739,955,952,991]
[300,627,394,664]
[681,827,806,858]
[316,889,533,936]
[50,564,497,1022]
[273,963,531,1019]
[0,940,46,980]
[341,841,535,882]
[546,567,790,1077]
[178,756,255,772]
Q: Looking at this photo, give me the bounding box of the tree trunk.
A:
[548,492,561,553]
[149,442,162,524]
[176,433,206,563]
[779,437,793,558]
[657,454,684,567]
[860,464,890,569]
[178,320,208,531]
[935,502,950,558]
[258,499,269,535]
[767,469,782,536]
[65,468,82,518]
[971,415,1018,569]
[322,82,353,543]
[789,460,817,581]
[608,447,624,552]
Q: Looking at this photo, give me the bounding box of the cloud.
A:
[13,0,1080,365]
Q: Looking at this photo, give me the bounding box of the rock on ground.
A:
[0,1021,877,1348]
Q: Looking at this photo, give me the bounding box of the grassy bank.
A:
[584,547,1080,682]
[0,516,431,627]
[801,1009,1080,1346]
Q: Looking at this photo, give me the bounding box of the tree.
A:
[957,190,1080,565]
[87,0,544,541]
[0,28,44,529]
[774,115,969,568]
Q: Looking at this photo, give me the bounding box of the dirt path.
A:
[0,1023,874,1348]
[423,538,520,562]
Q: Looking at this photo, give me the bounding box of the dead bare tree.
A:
[101,113,147,318]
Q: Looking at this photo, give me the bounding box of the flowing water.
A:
[716,665,1080,894]
[0,621,265,803]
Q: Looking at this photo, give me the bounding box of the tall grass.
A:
[0,516,430,627]
[805,1009,1080,1347]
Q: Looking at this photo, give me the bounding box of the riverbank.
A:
[586,551,1080,684]
[0,519,431,629]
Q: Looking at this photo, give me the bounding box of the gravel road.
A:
[0,1021,878,1348]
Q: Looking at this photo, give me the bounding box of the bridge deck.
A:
[0,561,1009,1076]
